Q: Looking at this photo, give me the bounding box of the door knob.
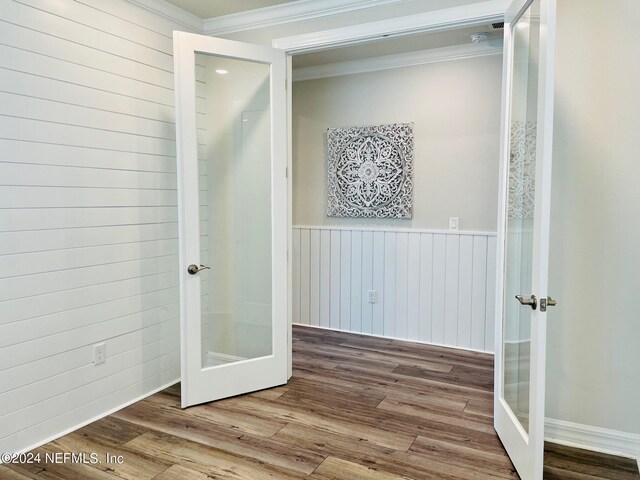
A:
[540,296,557,312]
[187,264,211,275]
[515,294,537,310]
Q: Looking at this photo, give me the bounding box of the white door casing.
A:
[173,0,555,474]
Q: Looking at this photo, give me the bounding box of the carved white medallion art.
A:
[327,123,414,218]
[508,120,536,219]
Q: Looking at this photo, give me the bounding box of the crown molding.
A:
[203,0,410,36]
[274,0,509,53]
[127,0,203,32]
[292,40,503,81]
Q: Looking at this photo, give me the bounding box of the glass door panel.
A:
[195,54,273,370]
[503,0,540,433]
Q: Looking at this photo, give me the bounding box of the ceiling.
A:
[162,1,503,69]
[162,0,299,19]
[293,25,503,68]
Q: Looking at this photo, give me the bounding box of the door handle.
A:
[515,294,537,310]
[187,264,211,275]
[540,296,557,312]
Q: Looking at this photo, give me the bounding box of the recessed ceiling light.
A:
[215,69,229,75]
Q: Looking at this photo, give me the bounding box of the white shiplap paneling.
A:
[418,233,434,343]
[406,233,421,341]
[319,230,331,328]
[431,234,447,345]
[372,231,385,336]
[309,229,321,327]
[361,231,374,334]
[350,230,362,333]
[0,0,188,454]
[299,229,311,326]
[329,230,341,330]
[383,232,396,337]
[339,230,351,331]
[292,226,498,353]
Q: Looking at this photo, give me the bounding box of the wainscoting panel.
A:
[292,226,497,353]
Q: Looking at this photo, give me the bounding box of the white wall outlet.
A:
[449,217,459,231]
[368,290,378,303]
[94,343,106,365]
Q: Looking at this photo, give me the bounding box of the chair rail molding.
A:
[203,0,410,36]
[293,41,503,81]
[293,225,497,236]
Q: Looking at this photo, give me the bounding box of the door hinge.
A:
[285,166,288,178]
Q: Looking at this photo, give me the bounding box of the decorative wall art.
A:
[327,122,414,218]
[508,120,536,219]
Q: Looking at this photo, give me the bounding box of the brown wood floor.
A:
[3,326,638,479]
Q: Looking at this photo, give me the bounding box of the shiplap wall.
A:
[292,226,497,352]
[0,0,198,453]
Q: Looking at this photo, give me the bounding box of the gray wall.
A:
[292,55,503,232]
[546,0,640,435]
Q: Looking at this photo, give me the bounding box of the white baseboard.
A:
[545,418,640,466]
[16,378,179,455]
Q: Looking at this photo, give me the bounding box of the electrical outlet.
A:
[368,290,378,303]
[94,343,106,365]
[449,217,459,231]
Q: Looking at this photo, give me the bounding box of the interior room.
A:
[1,1,638,479]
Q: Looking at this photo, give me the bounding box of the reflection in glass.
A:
[503,0,540,433]
[194,53,272,369]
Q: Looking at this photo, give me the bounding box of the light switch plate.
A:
[449,217,459,231]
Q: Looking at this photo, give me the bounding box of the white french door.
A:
[173,32,288,408]
[494,0,557,479]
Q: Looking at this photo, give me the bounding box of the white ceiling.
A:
[162,0,298,19]
[161,1,503,69]
[293,26,503,68]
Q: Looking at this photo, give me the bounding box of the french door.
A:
[494,0,557,479]
[173,32,288,408]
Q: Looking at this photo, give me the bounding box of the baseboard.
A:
[545,418,640,466]
[292,323,493,355]
[16,378,180,455]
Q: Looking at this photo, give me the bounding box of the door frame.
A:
[271,0,510,380]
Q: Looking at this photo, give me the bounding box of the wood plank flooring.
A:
[4,326,638,479]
